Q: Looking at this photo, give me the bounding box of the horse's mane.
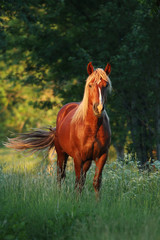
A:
[72,68,112,123]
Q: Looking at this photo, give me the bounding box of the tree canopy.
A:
[0,0,160,165]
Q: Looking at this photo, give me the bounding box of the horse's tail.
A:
[4,127,56,153]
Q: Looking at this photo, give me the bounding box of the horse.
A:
[5,62,112,196]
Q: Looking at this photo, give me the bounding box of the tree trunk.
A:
[156,99,160,160]
[114,144,124,160]
[155,59,160,160]
[130,99,149,166]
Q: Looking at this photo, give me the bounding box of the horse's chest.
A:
[80,126,109,160]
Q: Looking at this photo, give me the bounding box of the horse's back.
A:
[55,102,80,156]
[56,102,79,127]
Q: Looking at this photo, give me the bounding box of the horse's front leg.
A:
[74,159,92,193]
[93,153,108,199]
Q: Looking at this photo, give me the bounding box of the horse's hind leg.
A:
[56,152,68,185]
[55,141,68,185]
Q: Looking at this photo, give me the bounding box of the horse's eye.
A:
[89,84,92,88]
[106,82,109,87]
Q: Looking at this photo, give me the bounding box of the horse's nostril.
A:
[93,103,99,112]
[97,104,103,113]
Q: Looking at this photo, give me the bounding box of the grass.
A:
[0,148,50,173]
[1,149,160,240]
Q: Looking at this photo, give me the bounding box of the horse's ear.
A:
[105,63,111,75]
[87,62,94,75]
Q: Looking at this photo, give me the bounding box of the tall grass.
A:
[1,155,160,240]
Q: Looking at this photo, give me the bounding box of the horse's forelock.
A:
[87,68,108,84]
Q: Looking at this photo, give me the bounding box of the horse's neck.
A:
[84,104,101,130]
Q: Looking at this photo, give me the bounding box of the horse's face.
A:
[88,77,108,117]
[87,62,111,118]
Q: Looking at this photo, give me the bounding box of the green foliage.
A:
[0,0,160,163]
[111,0,160,162]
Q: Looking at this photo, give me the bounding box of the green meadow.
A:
[1,148,160,240]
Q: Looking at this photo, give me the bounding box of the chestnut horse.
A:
[5,62,112,196]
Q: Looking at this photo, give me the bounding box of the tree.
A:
[1,0,160,165]
[112,0,160,164]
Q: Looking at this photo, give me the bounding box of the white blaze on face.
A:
[97,87,103,113]
[98,87,103,105]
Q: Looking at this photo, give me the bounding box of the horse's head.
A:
[86,62,111,118]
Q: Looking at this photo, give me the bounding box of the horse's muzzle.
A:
[93,103,104,117]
